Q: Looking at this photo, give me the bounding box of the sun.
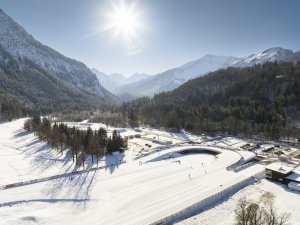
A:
[111,5,136,37]
[103,0,144,54]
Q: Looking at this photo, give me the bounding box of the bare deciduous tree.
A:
[234,198,290,225]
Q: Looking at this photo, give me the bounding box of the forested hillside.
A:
[0,8,112,98]
[123,62,300,139]
[0,8,117,116]
[0,46,111,113]
[0,93,29,121]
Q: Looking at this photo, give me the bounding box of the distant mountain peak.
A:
[263,47,284,53]
[131,72,151,78]
[116,47,300,98]
[116,54,239,97]
[202,54,215,58]
[91,68,151,94]
[233,47,296,67]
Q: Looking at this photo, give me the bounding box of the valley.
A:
[0,2,299,225]
[0,119,299,225]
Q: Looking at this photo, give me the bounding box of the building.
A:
[285,167,300,184]
[285,167,300,192]
[265,162,294,184]
[152,139,172,145]
[254,144,275,154]
[288,182,300,192]
[265,163,300,192]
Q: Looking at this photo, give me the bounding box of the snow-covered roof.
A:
[266,162,294,174]
[255,144,275,153]
[286,169,300,182]
[288,181,300,192]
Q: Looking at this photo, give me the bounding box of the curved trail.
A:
[0,119,265,225]
[0,145,236,191]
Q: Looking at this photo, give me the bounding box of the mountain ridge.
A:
[0,8,117,112]
[116,47,300,98]
[91,68,151,94]
[124,61,300,138]
[0,8,114,99]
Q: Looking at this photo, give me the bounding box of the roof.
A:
[288,181,300,189]
[286,169,300,182]
[266,162,294,174]
[254,144,275,153]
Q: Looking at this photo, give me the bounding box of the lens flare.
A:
[103,0,144,54]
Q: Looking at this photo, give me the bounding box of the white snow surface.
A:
[0,119,267,225]
[0,119,125,186]
[176,179,300,225]
[232,47,294,67]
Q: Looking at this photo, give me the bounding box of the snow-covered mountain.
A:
[0,8,113,99]
[117,47,300,98]
[2,4,298,104]
[232,47,300,67]
[129,73,151,83]
[117,55,239,97]
[91,68,151,93]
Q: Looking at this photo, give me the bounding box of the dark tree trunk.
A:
[60,143,63,155]
[72,148,75,163]
[82,155,85,169]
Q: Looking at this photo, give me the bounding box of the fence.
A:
[1,161,266,224]
[0,161,126,191]
[233,160,258,172]
[149,170,266,225]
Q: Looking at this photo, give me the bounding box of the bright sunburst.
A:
[103,0,144,54]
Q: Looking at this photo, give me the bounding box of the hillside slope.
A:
[117,48,300,98]
[0,46,110,112]
[117,55,238,97]
[124,62,300,138]
[0,8,117,112]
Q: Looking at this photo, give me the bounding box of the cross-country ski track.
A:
[0,119,265,225]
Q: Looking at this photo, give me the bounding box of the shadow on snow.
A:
[104,152,125,174]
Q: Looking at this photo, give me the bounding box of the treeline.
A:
[24,115,126,168]
[122,62,300,140]
[0,93,29,121]
[53,107,129,127]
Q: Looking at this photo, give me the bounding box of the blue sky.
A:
[0,0,300,76]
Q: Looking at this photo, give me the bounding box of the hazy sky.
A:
[0,0,300,76]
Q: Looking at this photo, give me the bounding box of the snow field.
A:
[0,119,265,225]
[176,179,300,225]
